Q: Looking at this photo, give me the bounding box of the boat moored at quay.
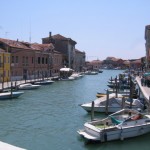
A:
[78,108,150,142]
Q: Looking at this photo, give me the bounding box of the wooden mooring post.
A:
[121,97,125,109]
[105,89,109,114]
[115,77,118,98]
[129,76,133,108]
[11,82,13,98]
[91,101,95,121]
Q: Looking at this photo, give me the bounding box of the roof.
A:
[52,34,68,40]
[43,34,77,44]
[0,38,30,49]
[106,57,122,61]
[0,38,55,52]
[30,43,54,51]
[75,49,85,54]
[130,59,141,64]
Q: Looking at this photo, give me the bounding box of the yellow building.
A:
[0,48,10,82]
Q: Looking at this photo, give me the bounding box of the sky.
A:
[0,0,150,61]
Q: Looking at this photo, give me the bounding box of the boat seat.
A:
[110,116,123,125]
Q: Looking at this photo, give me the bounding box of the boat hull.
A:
[78,124,150,142]
[0,91,24,100]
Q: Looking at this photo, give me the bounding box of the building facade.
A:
[42,33,77,69]
[145,25,150,70]
[0,48,10,82]
[0,38,63,81]
[74,49,85,72]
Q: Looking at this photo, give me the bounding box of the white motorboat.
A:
[59,76,75,81]
[0,91,24,100]
[18,83,41,90]
[34,79,54,85]
[80,94,144,113]
[70,73,84,79]
[78,108,150,142]
[85,71,98,75]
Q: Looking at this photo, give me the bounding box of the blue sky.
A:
[0,0,150,60]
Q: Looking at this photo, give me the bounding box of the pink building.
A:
[0,38,63,81]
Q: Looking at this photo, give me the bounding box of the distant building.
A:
[129,59,141,69]
[102,57,124,69]
[85,60,102,71]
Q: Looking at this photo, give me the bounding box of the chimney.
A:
[49,32,52,43]
[49,32,52,38]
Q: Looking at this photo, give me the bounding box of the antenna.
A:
[5,32,9,38]
[29,18,32,43]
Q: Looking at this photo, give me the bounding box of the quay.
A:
[0,77,55,90]
[0,141,26,150]
[136,76,150,103]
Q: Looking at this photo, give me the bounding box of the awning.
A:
[60,68,74,72]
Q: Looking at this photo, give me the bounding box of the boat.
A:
[18,83,41,90]
[107,83,130,89]
[97,89,137,99]
[85,71,98,75]
[96,93,106,98]
[59,76,75,81]
[99,70,103,73]
[80,94,144,113]
[34,79,54,85]
[78,108,150,142]
[70,73,84,79]
[0,91,24,100]
[59,67,75,81]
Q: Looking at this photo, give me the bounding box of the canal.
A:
[0,70,149,150]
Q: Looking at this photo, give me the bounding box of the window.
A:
[22,56,25,63]
[12,56,14,63]
[26,57,28,64]
[32,57,34,64]
[8,56,9,63]
[42,57,44,64]
[38,57,40,64]
[16,56,18,63]
[4,56,6,63]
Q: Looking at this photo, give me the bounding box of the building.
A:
[0,38,62,81]
[86,59,102,71]
[74,49,85,72]
[102,57,124,69]
[145,25,150,70]
[42,32,77,69]
[0,48,10,82]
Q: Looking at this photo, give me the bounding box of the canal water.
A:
[0,70,149,150]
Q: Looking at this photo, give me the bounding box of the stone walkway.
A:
[0,77,53,90]
[136,76,150,103]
